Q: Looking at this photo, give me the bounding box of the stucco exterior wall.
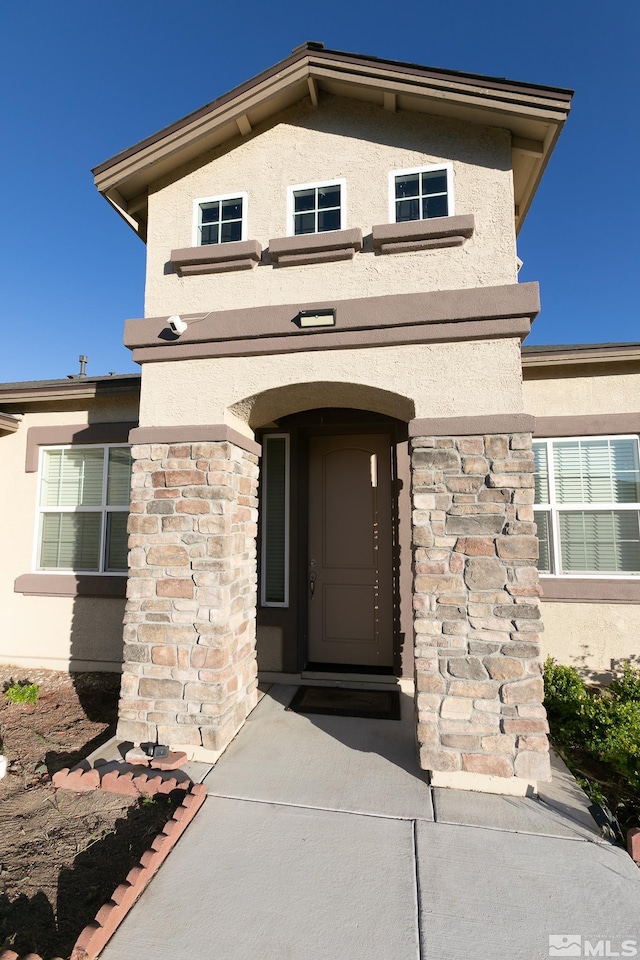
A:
[139,338,525,434]
[0,396,139,672]
[540,600,640,683]
[144,98,516,317]
[523,369,640,417]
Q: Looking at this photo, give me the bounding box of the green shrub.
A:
[5,681,39,705]
[544,658,640,792]
[609,660,640,703]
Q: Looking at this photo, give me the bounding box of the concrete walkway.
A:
[101,685,640,960]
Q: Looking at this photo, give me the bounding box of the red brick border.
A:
[0,767,206,960]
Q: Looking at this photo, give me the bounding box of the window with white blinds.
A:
[533,436,640,576]
[37,446,132,572]
[260,434,289,606]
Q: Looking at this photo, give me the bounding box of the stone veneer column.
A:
[117,439,259,753]
[411,430,551,786]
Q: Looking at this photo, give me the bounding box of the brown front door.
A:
[307,434,393,667]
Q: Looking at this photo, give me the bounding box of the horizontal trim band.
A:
[372,214,474,249]
[129,424,261,456]
[171,239,262,277]
[534,413,640,437]
[409,413,535,437]
[540,578,640,603]
[132,317,532,364]
[125,282,540,359]
[275,247,356,267]
[269,227,363,263]
[379,236,466,254]
[14,574,128,598]
[26,422,138,472]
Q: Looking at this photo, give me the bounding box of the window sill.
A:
[170,240,262,276]
[14,574,127,598]
[371,214,474,254]
[540,577,640,603]
[268,228,363,267]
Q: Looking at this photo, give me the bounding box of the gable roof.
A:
[93,41,572,241]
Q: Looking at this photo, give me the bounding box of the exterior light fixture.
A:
[296,308,336,328]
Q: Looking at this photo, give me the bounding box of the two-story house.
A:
[2,43,638,796]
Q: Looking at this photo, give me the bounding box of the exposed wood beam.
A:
[512,136,544,157]
[236,114,252,136]
[383,91,397,112]
[307,76,319,106]
[105,189,140,232]
[127,192,148,215]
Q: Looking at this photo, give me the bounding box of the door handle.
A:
[309,570,316,600]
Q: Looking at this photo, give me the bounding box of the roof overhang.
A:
[93,42,573,241]
[522,343,640,371]
[0,411,20,433]
[0,375,141,405]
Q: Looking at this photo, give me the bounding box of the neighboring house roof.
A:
[93,40,573,241]
[1,344,637,410]
[522,342,640,368]
[0,373,141,405]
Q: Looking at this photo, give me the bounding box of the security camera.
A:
[168,315,188,335]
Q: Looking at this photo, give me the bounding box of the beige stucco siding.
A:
[524,370,640,417]
[144,98,516,317]
[0,397,138,672]
[138,338,525,433]
[540,600,640,682]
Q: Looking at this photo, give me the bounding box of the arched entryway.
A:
[255,407,413,680]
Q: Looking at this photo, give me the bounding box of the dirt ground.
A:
[0,667,179,959]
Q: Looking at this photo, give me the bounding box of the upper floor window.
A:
[533,436,640,576]
[287,179,346,236]
[36,445,132,573]
[194,192,247,246]
[389,164,454,223]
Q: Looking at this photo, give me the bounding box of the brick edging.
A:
[51,761,191,797]
[0,769,207,960]
[71,781,206,959]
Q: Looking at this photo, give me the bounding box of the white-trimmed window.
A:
[287,179,346,236]
[533,436,640,576]
[388,164,453,223]
[261,434,290,606]
[193,192,248,246]
[36,445,132,573]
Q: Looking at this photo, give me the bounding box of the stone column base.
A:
[430,770,536,797]
[411,428,551,788]
[117,437,260,756]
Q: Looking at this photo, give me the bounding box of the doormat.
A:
[286,686,401,721]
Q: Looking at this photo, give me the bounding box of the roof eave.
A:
[93,44,572,240]
[0,412,20,433]
[0,375,141,405]
[522,343,640,368]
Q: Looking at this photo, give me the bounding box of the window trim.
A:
[260,433,290,608]
[286,178,347,238]
[192,191,248,247]
[33,443,131,577]
[388,163,454,224]
[534,434,640,580]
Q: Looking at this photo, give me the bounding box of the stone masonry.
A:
[410,431,551,782]
[117,440,259,753]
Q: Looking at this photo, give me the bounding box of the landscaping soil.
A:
[0,666,179,959]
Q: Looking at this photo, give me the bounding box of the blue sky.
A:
[1,0,638,382]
